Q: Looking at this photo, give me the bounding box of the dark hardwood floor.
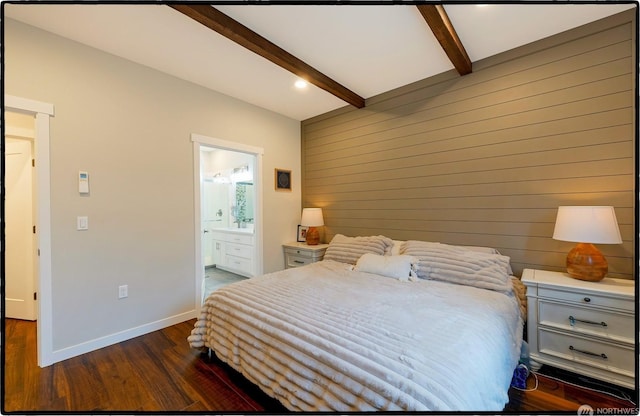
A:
[505,366,637,413]
[3,318,637,413]
[3,318,285,412]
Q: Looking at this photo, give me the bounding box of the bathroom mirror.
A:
[233,181,254,227]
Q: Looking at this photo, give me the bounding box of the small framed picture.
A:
[297,225,308,242]
[275,168,292,191]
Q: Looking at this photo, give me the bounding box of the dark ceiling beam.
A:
[416,4,472,76]
[168,4,365,109]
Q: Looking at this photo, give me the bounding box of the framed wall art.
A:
[275,168,292,191]
[297,225,308,242]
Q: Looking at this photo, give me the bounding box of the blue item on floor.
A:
[511,364,528,389]
[511,340,531,389]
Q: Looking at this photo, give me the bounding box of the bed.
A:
[188,236,525,411]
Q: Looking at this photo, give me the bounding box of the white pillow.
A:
[354,253,417,281]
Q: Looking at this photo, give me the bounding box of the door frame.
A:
[191,133,264,313]
[5,94,55,367]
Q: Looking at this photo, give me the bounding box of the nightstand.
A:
[283,242,329,269]
[522,268,635,389]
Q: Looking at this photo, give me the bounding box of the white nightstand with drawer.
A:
[283,242,329,269]
[522,268,635,389]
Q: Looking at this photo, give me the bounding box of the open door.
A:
[5,135,37,321]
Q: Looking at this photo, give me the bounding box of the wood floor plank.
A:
[160,345,250,410]
[506,369,637,412]
[2,319,285,413]
[4,318,636,413]
[120,339,196,410]
[508,383,579,411]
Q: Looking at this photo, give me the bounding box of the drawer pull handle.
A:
[569,316,607,327]
[569,345,607,360]
[294,260,305,264]
[583,297,591,303]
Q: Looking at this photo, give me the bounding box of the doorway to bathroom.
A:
[201,147,254,297]
[192,134,264,307]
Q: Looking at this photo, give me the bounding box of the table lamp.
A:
[552,206,622,281]
[301,208,324,245]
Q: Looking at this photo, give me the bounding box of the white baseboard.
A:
[45,310,197,366]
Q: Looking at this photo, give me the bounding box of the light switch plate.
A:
[77,216,88,230]
[118,285,128,299]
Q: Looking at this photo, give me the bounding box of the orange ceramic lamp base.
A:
[566,243,608,282]
[306,226,320,245]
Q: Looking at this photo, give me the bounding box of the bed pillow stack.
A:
[323,234,394,265]
[401,240,512,292]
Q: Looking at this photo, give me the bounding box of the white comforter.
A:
[189,260,523,411]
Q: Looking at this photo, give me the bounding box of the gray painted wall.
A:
[5,18,302,353]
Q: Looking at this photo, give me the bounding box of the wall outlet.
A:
[118,285,128,299]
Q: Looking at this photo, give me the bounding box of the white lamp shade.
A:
[552,206,622,244]
[300,208,324,227]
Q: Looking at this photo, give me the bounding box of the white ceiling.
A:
[4,2,635,121]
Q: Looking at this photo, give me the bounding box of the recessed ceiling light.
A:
[294,79,308,89]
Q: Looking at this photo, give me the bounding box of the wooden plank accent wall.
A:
[301,10,636,279]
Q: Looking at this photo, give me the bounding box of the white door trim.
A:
[5,94,55,367]
[191,134,264,313]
